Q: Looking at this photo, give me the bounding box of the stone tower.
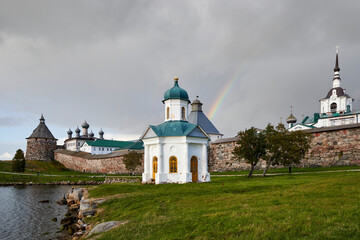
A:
[25,114,57,161]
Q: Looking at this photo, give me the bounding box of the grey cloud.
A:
[0,0,360,139]
[0,117,24,126]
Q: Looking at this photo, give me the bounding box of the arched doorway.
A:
[152,157,158,180]
[190,156,198,183]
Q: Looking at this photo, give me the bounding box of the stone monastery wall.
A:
[302,124,360,167]
[54,124,360,173]
[209,124,360,171]
[55,149,144,174]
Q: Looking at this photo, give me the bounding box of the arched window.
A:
[169,156,177,173]
[330,103,337,113]
[181,107,185,120]
[167,107,170,119]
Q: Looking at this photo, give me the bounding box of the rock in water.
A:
[39,200,50,203]
[88,221,123,236]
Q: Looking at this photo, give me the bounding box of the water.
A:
[0,185,72,240]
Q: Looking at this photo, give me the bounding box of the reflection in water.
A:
[0,185,71,240]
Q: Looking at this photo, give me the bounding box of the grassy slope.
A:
[0,161,109,183]
[88,172,360,240]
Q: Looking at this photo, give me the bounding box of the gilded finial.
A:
[174,77,179,81]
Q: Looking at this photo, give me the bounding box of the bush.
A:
[12,149,26,172]
[123,151,142,174]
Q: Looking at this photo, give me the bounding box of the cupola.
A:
[99,129,104,139]
[75,127,81,138]
[67,128,73,139]
[81,120,89,137]
[89,131,94,138]
[163,77,190,122]
[286,106,297,128]
[163,77,190,103]
[191,96,203,112]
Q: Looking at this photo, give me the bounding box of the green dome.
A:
[163,78,190,102]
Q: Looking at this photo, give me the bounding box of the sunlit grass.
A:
[88,172,360,240]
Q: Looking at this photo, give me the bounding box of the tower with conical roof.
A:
[188,97,223,141]
[25,114,58,161]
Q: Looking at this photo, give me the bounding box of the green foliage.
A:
[123,151,142,173]
[88,172,360,240]
[233,127,266,178]
[280,130,312,166]
[12,149,25,172]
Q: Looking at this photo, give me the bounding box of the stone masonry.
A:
[302,124,360,167]
[55,149,144,174]
[54,124,360,174]
[209,123,360,172]
[26,138,57,161]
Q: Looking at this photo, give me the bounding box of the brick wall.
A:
[55,149,144,174]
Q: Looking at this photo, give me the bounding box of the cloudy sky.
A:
[1,0,360,160]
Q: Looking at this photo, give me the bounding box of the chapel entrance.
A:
[190,156,198,183]
[152,157,158,180]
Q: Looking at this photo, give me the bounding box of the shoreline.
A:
[0,177,140,186]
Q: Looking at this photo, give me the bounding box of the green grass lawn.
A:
[87,171,360,240]
[211,165,360,175]
[0,160,138,183]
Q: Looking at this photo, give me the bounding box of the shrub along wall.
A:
[55,149,144,174]
[209,124,360,172]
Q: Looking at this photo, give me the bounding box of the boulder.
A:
[88,221,123,236]
[67,188,83,204]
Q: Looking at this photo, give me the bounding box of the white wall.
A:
[142,136,210,184]
[164,99,189,122]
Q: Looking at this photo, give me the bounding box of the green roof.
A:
[149,121,200,137]
[85,139,138,148]
[117,141,144,150]
[163,80,190,102]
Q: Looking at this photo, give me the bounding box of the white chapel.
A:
[141,78,211,184]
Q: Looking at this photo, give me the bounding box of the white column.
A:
[184,143,189,172]
[181,142,191,183]
[158,143,163,174]
[142,145,150,183]
[156,143,167,184]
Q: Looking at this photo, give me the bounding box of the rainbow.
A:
[208,71,243,120]
[207,46,267,120]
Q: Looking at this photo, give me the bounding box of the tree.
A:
[12,149,26,172]
[262,123,286,177]
[233,127,266,178]
[280,130,311,173]
[123,151,142,174]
